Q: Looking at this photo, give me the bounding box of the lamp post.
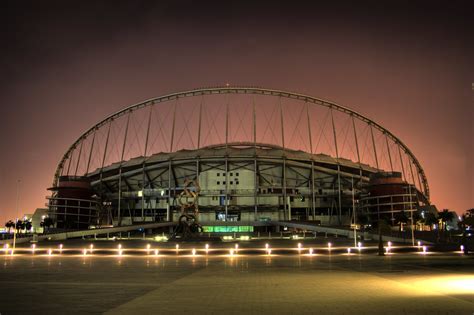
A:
[352,176,357,248]
[377,203,384,256]
[13,179,21,252]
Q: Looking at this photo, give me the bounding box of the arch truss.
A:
[54,86,429,202]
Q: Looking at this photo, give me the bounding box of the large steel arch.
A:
[53,86,429,201]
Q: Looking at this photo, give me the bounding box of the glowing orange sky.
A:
[0,1,472,223]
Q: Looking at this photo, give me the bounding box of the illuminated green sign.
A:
[202,226,254,233]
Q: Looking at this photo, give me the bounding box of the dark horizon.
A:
[0,0,472,223]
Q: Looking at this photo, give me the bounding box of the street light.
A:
[12,180,21,252]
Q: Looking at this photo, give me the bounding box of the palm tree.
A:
[25,221,32,233]
[412,212,422,231]
[424,212,438,231]
[463,214,474,229]
[437,209,454,232]
[356,213,370,233]
[15,220,23,233]
[41,217,54,233]
[5,220,15,233]
[394,211,409,232]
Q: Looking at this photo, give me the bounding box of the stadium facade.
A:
[47,87,430,229]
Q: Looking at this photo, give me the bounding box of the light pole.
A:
[13,179,21,252]
[352,176,357,248]
[408,183,415,246]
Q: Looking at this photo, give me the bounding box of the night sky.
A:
[0,0,472,223]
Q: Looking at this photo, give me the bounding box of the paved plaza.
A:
[0,240,473,314]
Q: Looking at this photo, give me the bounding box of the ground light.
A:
[297,243,302,254]
[229,249,234,256]
[154,249,159,256]
[89,244,94,253]
[265,244,271,255]
[9,243,459,258]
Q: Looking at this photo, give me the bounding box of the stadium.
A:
[47,87,431,231]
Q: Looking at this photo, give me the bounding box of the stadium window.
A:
[217,181,220,185]
[230,181,233,185]
[236,172,239,176]
[223,181,226,185]
[217,173,220,176]
[230,172,233,176]
[236,181,239,185]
